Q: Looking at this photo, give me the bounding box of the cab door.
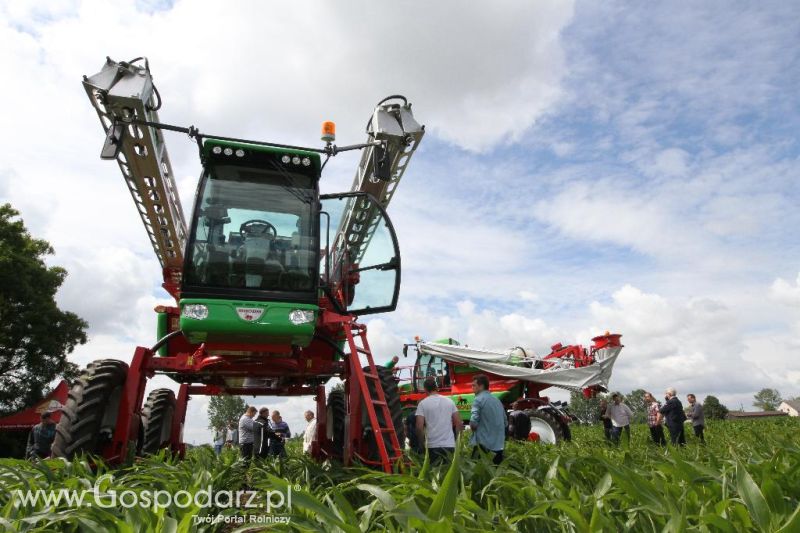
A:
[320,192,401,315]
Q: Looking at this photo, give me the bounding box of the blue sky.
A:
[1,1,798,441]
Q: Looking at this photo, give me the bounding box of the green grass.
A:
[1,418,798,532]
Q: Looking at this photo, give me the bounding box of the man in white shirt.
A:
[302,410,317,454]
[238,406,257,460]
[605,393,634,445]
[415,377,462,464]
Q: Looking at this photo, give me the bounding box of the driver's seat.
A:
[240,237,282,288]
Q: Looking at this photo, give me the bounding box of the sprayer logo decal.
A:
[236,308,264,322]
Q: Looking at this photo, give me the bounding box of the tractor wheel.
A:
[524,409,566,444]
[362,365,405,461]
[52,359,128,459]
[141,388,176,454]
[561,421,572,442]
[327,388,346,456]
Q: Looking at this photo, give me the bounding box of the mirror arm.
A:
[349,257,397,273]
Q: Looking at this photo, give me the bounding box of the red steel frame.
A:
[99,308,402,471]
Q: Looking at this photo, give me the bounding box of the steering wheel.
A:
[240,219,277,239]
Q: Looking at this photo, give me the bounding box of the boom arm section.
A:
[330,97,424,281]
[83,58,187,297]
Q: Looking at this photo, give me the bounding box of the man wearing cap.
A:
[26,411,57,459]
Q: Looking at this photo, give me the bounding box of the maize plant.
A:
[0,418,798,532]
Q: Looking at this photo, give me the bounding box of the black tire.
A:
[524,409,566,444]
[141,388,176,454]
[561,421,572,442]
[362,366,405,460]
[327,388,346,455]
[52,359,128,459]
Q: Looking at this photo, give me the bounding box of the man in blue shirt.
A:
[469,374,506,464]
[27,412,56,459]
[269,410,290,457]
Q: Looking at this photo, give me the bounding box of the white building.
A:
[778,400,800,417]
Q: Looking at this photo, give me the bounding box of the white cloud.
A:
[519,290,539,302]
[770,273,800,307]
[582,285,789,406]
[0,0,575,153]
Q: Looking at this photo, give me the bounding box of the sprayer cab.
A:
[179,139,322,346]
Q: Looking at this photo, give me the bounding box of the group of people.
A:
[213,406,290,461]
[413,374,507,465]
[217,406,319,461]
[600,388,705,446]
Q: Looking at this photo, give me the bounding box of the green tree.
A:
[753,388,782,411]
[0,204,86,415]
[207,394,247,431]
[568,390,603,424]
[702,395,729,420]
[623,388,648,424]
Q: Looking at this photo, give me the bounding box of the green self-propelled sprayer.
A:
[50,57,424,473]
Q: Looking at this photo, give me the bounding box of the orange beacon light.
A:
[321,121,336,143]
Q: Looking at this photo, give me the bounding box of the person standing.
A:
[213,426,226,455]
[269,411,290,457]
[599,399,613,441]
[302,410,317,454]
[415,377,462,464]
[686,394,705,444]
[644,392,666,446]
[253,406,276,458]
[659,388,686,446]
[238,406,257,459]
[469,375,506,465]
[605,393,633,445]
[226,422,238,449]
[26,412,56,459]
[507,401,531,440]
[385,355,400,370]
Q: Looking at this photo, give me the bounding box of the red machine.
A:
[396,333,623,443]
[47,58,424,472]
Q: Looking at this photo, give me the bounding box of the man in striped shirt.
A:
[644,392,666,446]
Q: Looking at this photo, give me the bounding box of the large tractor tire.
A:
[327,388,346,455]
[362,366,405,461]
[52,359,128,459]
[561,421,572,442]
[524,409,566,444]
[141,388,176,455]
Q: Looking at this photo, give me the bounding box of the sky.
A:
[1,1,799,444]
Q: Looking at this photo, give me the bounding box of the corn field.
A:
[1,418,799,532]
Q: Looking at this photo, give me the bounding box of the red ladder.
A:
[343,322,403,473]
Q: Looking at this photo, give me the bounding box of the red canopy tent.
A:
[0,381,69,430]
